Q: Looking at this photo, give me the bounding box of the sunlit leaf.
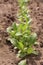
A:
[15,32,22,36]
[32,50,38,55]
[8,38,16,46]
[27,47,34,54]
[18,41,24,50]
[7,27,12,33]
[18,60,27,65]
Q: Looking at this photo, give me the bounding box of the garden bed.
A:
[0,0,43,65]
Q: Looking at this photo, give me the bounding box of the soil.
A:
[0,0,43,65]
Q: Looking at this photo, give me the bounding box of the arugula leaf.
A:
[7,27,12,33]
[18,41,24,50]
[28,33,37,46]
[27,47,34,54]
[18,60,27,65]
[8,38,16,46]
[15,32,22,36]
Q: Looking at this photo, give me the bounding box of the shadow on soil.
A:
[16,51,41,65]
[26,52,41,65]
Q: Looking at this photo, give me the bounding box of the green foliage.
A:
[18,0,30,7]
[18,60,27,65]
[7,22,37,57]
[7,0,37,58]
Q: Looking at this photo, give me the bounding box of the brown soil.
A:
[0,0,43,65]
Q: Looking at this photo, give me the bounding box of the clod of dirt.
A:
[40,42,43,48]
[40,62,43,65]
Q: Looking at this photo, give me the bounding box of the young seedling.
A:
[7,0,38,58]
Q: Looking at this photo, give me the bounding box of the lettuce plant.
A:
[7,0,37,58]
